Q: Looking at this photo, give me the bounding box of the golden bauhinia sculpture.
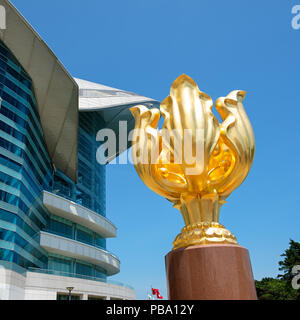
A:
[130,74,255,250]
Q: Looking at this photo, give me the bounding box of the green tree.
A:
[255,239,300,300]
[255,278,285,300]
[278,239,300,282]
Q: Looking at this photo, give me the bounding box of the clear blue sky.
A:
[11,0,300,299]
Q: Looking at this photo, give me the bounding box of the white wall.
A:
[0,267,135,300]
[0,268,135,300]
[25,272,135,300]
[0,266,26,300]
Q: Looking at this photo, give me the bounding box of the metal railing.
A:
[43,191,115,229]
[40,230,120,262]
[27,267,134,290]
[42,229,107,251]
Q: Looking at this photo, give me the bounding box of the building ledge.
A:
[43,191,117,238]
[27,267,134,290]
[39,231,120,276]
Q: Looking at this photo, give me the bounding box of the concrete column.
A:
[82,293,88,300]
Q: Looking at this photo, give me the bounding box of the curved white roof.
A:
[75,78,158,111]
[75,78,160,162]
[0,0,78,182]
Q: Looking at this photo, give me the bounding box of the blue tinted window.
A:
[0,39,51,271]
[52,173,74,201]
[76,227,93,246]
[46,216,73,239]
[76,262,93,277]
[53,112,106,217]
[47,254,107,280]
[95,235,106,250]
[48,255,72,273]
[0,209,37,237]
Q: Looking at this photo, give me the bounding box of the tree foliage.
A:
[278,240,300,281]
[255,239,300,300]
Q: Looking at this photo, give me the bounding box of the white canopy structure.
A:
[75,78,160,161]
[0,0,159,178]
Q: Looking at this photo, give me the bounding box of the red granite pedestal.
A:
[165,244,257,300]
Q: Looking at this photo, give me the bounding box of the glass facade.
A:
[53,112,106,217]
[50,111,108,280]
[48,253,107,280]
[0,40,108,281]
[0,40,51,270]
[57,294,80,301]
[44,214,106,250]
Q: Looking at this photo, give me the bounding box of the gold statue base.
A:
[166,244,257,300]
[173,222,238,250]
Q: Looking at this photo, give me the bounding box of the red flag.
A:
[152,288,163,299]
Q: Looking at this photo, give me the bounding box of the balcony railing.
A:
[27,267,134,290]
[42,228,107,251]
[42,191,116,238]
[40,230,120,263]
